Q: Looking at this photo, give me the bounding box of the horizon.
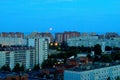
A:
[1,31,120,35]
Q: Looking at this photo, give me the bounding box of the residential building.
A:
[0,32,24,38]
[63,31,80,42]
[81,32,89,36]
[105,32,119,39]
[67,36,120,52]
[27,37,50,67]
[55,33,64,43]
[0,37,26,46]
[35,38,49,67]
[26,32,53,42]
[55,31,80,43]
[0,46,34,70]
[0,32,26,46]
[64,64,120,80]
[90,32,97,36]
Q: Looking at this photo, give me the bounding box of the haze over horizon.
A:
[0,0,120,33]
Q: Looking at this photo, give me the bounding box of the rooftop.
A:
[66,61,120,72]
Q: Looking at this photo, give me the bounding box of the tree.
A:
[116,76,120,80]
[111,51,120,61]
[41,59,57,69]
[60,41,68,51]
[113,47,120,51]
[100,54,112,62]
[20,64,25,71]
[105,46,112,51]
[1,65,11,71]
[87,54,92,59]
[12,63,21,72]
[33,64,40,70]
[94,44,102,55]
[107,77,110,80]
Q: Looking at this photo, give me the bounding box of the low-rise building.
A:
[64,63,120,80]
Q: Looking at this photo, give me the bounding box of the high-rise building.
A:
[81,32,89,36]
[41,32,54,42]
[55,31,80,43]
[90,32,97,36]
[0,37,27,46]
[35,38,49,66]
[63,31,80,42]
[0,32,26,46]
[0,32,24,38]
[105,32,119,39]
[26,32,53,42]
[15,32,24,38]
[27,37,50,67]
[55,33,64,43]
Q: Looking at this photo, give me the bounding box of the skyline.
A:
[0,0,120,32]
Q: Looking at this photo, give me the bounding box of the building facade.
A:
[67,36,120,52]
[55,31,80,43]
[0,32,24,38]
[55,33,64,43]
[0,46,34,70]
[26,32,53,42]
[64,65,120,80]
[27,37,49,67]
[0,37,26,46]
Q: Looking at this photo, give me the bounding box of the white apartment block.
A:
[27,37,50,67]
[67,36,120,52]
[64,65,120,80]
[0,47,34,70]
[0,37,27,46]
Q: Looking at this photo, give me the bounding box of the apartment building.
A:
[0,46,34,70]
[27,37,50,67]
[64,63,120,80]
[55,31,80,43]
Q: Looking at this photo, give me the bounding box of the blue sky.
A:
[0,0,120,33]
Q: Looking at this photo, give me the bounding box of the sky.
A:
[0,0,120,33]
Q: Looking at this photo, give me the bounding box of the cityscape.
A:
[0,32,120,80]
[1,0,120,80]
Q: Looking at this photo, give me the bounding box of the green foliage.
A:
[113,47,120,51]
[60,41,68,51]
[107,77,110,80]
[116,76,120,80]
[111,51,120,61]
[12,63,20,72]
[20,64,25,71]
[41,59,57,69]
[12,63,25,72]
[33,64,40,70]
[94,44,102,55]
[100,54,112,62]
[105,46,112,51]
[1,65,11,71]
[49,46,94,60]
